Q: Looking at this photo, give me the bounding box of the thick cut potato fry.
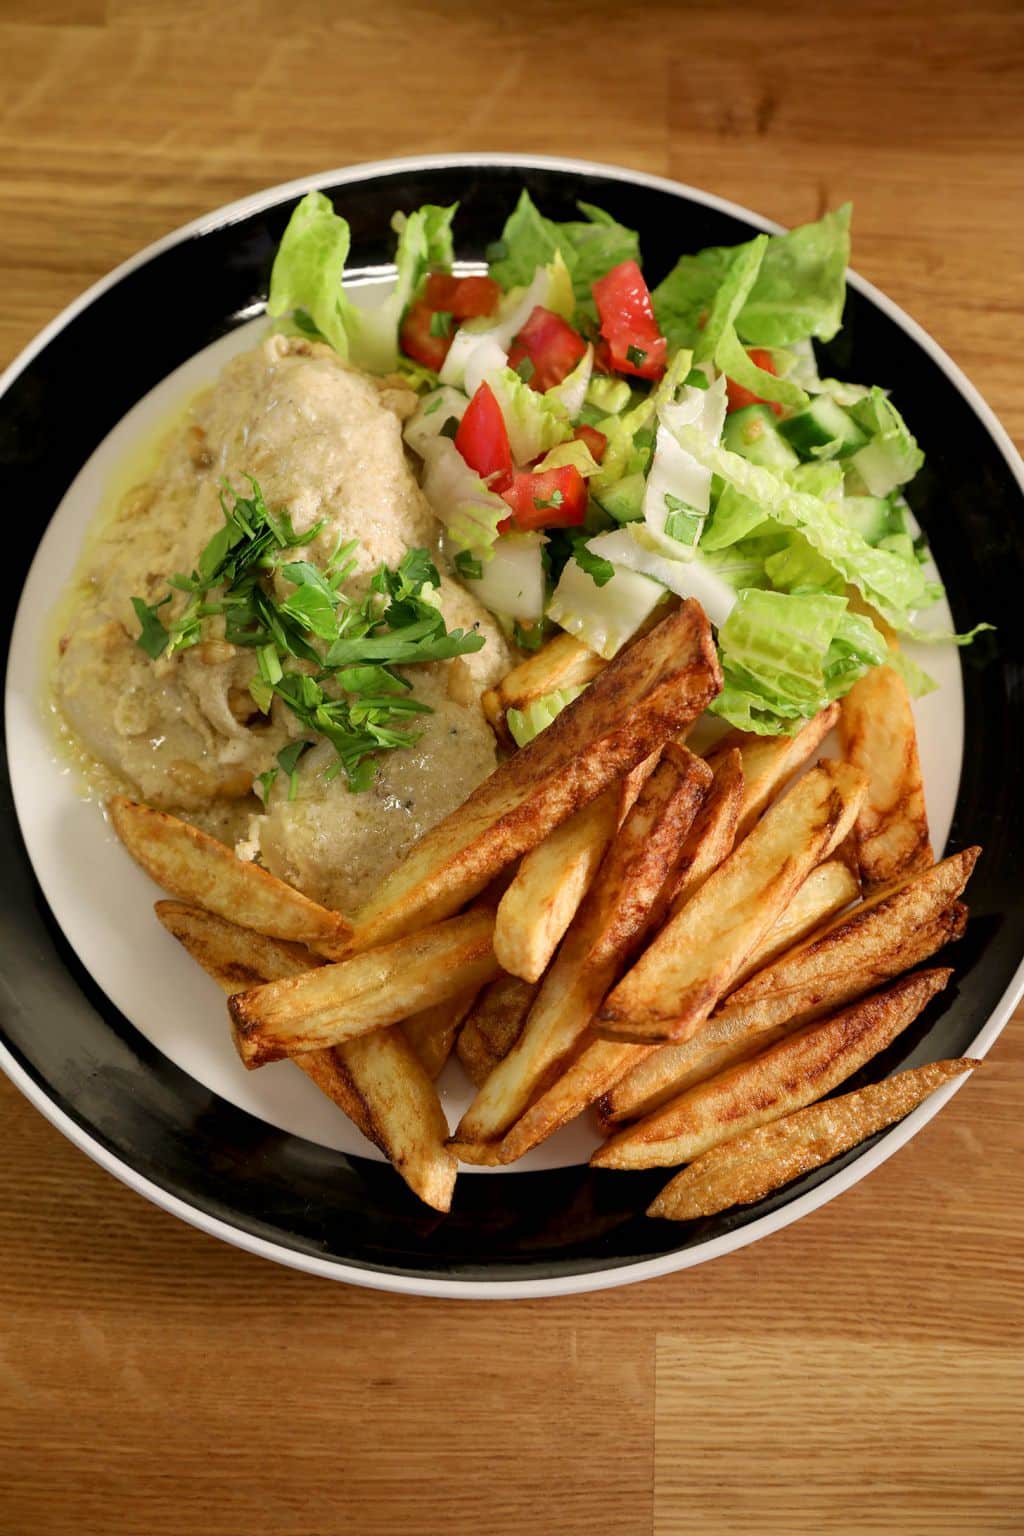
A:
[456,974,539,1087]
[649,1057,979,1220]
[667,748,743,916]
[600,900,968,1126]
[730,858,860,989]
[493,789,621,983]
[452,749,713,1150]
[727,848,979,1007]
[154,901,456,1208]
[229,908,501,1068]
[111,796,353,959]
[596,758,867,1044]
[401,989,478,1080]
[591,968,951,1169]
[482,632,606,743]
[707,703,839,839]
[839,663,932,891]
[348,602,722,954]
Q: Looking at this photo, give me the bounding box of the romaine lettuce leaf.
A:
[488,190,640,315]
[845,386,925,496]
[487,366,572,464]
[693,235,808,410]
[711,587,886,733]
[547,557,665,659]
[420,438,509,555]
[669,423,935,629]
[267,191,457,374]
[653,205,851,353]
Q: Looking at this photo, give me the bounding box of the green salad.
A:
[265,186,979,741]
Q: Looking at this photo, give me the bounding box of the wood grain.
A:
[1,2,1022,1533]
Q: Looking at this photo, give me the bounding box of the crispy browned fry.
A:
[667,748,743,916]
[110,796,353,959]
[228,908,501,1068]
[595,758,866,1045]
[482,632,606,744]
[727,848,979,1007]
[707,703,839,839]
[485,755,744,1162]
[493,790,621,983]
[347,602,722,954]
[839,663,932,891]
[600,899,968,1126]
[649,1057,979,1220]
[591,968,951,1170]
[451,749,713,1151]
[401,989,478,1079]
[154,901,456,1209]
[730,858,860,989]
[456,974,539,1087]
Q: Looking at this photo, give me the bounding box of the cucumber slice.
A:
[778,395,869,458]
[842,495,893,546]
[596,471,647,524]
[721,404,800,471]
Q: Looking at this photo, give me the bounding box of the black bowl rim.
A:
[2,152,1023,1300]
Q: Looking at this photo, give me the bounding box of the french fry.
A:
[401,989,478,1080]
[730,858,860,989]
[348,602,722,953]
[456,974,540,1087]
[493,790,621,983]
[482,632,606,744]
[595,758,867,1044]
[591,967,951,1170]
[839,663,933,891]
[451,749,713,1150]
[154,901,456,1209]
[484,754,745,1162]
[707,703,839,839]
[228,907,501,1068]
[648,1057,979,1220]
[600,899,968,1126]
[110,796,353,959]
[727,848,979,1008]
[667,748,743,915]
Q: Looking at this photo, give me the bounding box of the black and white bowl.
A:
[2,155,1022,1298]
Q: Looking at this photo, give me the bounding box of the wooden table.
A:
[2,3,1022,1532]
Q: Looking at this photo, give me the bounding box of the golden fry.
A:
[348,602,722,953]
[456,974,539,1087]
[600,900,967,1126]
[453,749,713,1149]
[649,1057,979,1220]
[839,663,932,891]
[482,632,606,744]
[228,908,501,1068]
[592,968,951,1170]
[667,747,744,916]
[493,790,620,983]
[707,703,839,839]
[401,989,478,1080]
[154,901,456,1209]
[596,758,866,1044]
[730,858,859,989]
[110,796,353,959]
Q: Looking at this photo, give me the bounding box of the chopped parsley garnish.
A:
[572,537,615,588]
[626,344,648,367]
[514,356,536,383]
[454,550,483,581]
[533,488,564,511]
[439,415,461,440]
[429,310,453,339]
[513,619,547,652]
[131,478,485,794]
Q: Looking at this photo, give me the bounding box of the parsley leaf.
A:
[131,595,171,659]
[572,537,615,588]
[626,344,648,367]
[454,549,483,581]
[533,488,564,511]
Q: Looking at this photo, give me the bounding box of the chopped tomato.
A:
[424,272,501,320]
[574,423,608,463]
[400,298,451,371]
[591,260,667,380]
[507,306,587,392]
[726,348,783,416]
[454,383,513,492]
[500,465,588,531]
